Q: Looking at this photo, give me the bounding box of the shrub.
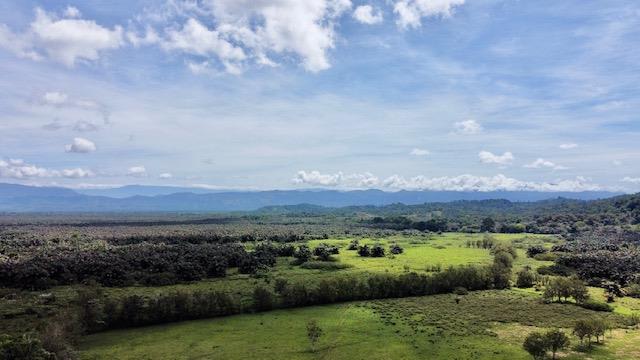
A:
[252,286,274,312]
[300,261,352,270]
[357,245,371,257]
[578,300,613,312]
[453,287,468,295]
[293,245,312,264]
[526,245,547,258]
[370,244,385,257]
[0,333,52,360]
[389,243,404,255]
[347,239,359,250]
[522,332,547,360]
[274,278,288,294]
[516,269,535,288]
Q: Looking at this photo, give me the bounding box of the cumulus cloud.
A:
[453,119,482,135]
[65,137,96,153]
[0,8,124,67]
[135,0,352,73]
[394,0,465,29]
[159,172,173,179]
[622,177,640,184]
[0,158,93,179]
[353,5,383,24]
[410,148,430,156]
[61,168,95,178]
[524,158,567,170]
[127,166,147,177]
[559,143,578,149]
[293,170,602,192]
[382,174,601,192]
[478,151,514,166]
[292,170,379,187]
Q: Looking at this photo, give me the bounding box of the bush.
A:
[347,239,359,250]
[252,286,274,312]
[578,300,613,312]
[537,264,573,276]
[389,243,404,255]
[453,287,468,295]
[533,252,557,261]
[516,269,535,288]
[0,333,52,360]
[293,245,312,264]
[526,245,547,258]
[300,261,352,270]
[357,245,371,257]
[370,244,385,257]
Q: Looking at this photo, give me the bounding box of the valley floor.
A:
[79,290,639,360]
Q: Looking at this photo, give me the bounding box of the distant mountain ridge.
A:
[0,183,623,212]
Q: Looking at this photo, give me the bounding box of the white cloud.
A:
[453,119,482,135]
[394,0,465,29]
[64,137,96,153]
[61,168,94,178]
[410,148,430,156]
[622,177,640,184]
[292,170,602,192]
[478,151,514,166]
[0,8,124,67]
[0,158,93,179]
[0,24,42,61]
[127,166,147,177]
[559,143,578,149]
[140,0,352,73]
[292,170,379,187]
[159,172,173,179]
[63,6,81,19]
[353,5,383,25]
[161,18,246,74]
[613,160,623,166]
[43,91,68,105]
[382,174,601,192]
[524,158,567,170]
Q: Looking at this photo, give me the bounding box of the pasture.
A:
[79,290,639,360]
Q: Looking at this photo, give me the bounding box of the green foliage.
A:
[306,320,323,352]
[516,269,535,288]
[522,332,547,359]
[252,286,274,312]
[0,333,52,360]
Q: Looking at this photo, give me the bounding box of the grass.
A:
[79,290,636,360]
[0,233,558,334]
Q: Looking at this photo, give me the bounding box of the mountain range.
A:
[0,183,623,212]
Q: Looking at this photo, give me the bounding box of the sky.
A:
[0,0,639,192]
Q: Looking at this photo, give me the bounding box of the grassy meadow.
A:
[79,290,640,360]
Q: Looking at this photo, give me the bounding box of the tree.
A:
[306,320,323,352]
[516,268,536,288]
[357,245,371,257]
[481,217,496,232]
[294,245,312,264]
[370,244,385,257]
[523,332,547,360]
[389,243,404,254]
[252,286,274,311]
[544,329,570,360]
[573,319,594,347]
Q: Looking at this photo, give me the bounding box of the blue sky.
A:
[0,0,639,192]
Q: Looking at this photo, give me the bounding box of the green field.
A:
[0,233,559,335]
[79,290,639,360]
